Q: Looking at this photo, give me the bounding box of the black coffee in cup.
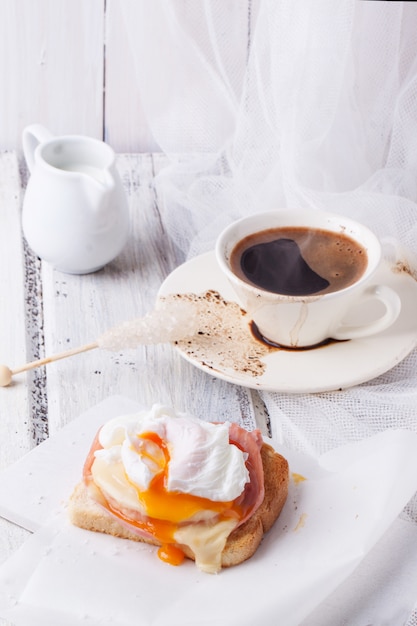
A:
[230,227,368,296]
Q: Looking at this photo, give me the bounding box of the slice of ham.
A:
[228,422,265,527]
[83,421,265,536]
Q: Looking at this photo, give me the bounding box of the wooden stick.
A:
[11,341,99,375]
[0,342,99,386]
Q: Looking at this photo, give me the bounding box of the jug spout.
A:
[82,168,115,213]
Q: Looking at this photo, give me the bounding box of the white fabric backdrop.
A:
[121,0,417,500]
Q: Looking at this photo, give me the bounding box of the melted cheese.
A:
[175,518,238,574]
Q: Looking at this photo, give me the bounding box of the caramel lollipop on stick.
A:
[0,298,203,387]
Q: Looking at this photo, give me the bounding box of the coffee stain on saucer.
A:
[160,290,272,377]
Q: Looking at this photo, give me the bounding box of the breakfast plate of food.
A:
[158,252,417,392]
[1,396,417,625]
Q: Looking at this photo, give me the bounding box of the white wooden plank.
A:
[0,153,31,466]
[0,153,32,608]
[0,0,104,151]
[0,1,253,153]
[104,0,160,152]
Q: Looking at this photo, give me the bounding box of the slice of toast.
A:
[68,442,289,568]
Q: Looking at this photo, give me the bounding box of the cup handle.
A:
[332,285,401,341]
[22,124,54,172]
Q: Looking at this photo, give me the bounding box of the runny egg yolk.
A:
[103,431,243,566]
[157,543,186,566]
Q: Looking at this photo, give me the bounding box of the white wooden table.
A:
[0,151,416,626]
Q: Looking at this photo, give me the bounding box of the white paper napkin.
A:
[1,419,417,626]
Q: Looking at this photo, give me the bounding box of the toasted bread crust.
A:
[221,443,289,566]
[68,442,289,568]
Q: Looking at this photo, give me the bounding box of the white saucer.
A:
[158,252,417,393]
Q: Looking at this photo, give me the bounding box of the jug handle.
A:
[22,124,54,172]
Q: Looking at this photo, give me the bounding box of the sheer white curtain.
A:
[121,0,417,465]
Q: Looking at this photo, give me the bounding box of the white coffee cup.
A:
[215,209,401,349]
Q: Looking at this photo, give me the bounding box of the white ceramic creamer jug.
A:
[22,124,130,274]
